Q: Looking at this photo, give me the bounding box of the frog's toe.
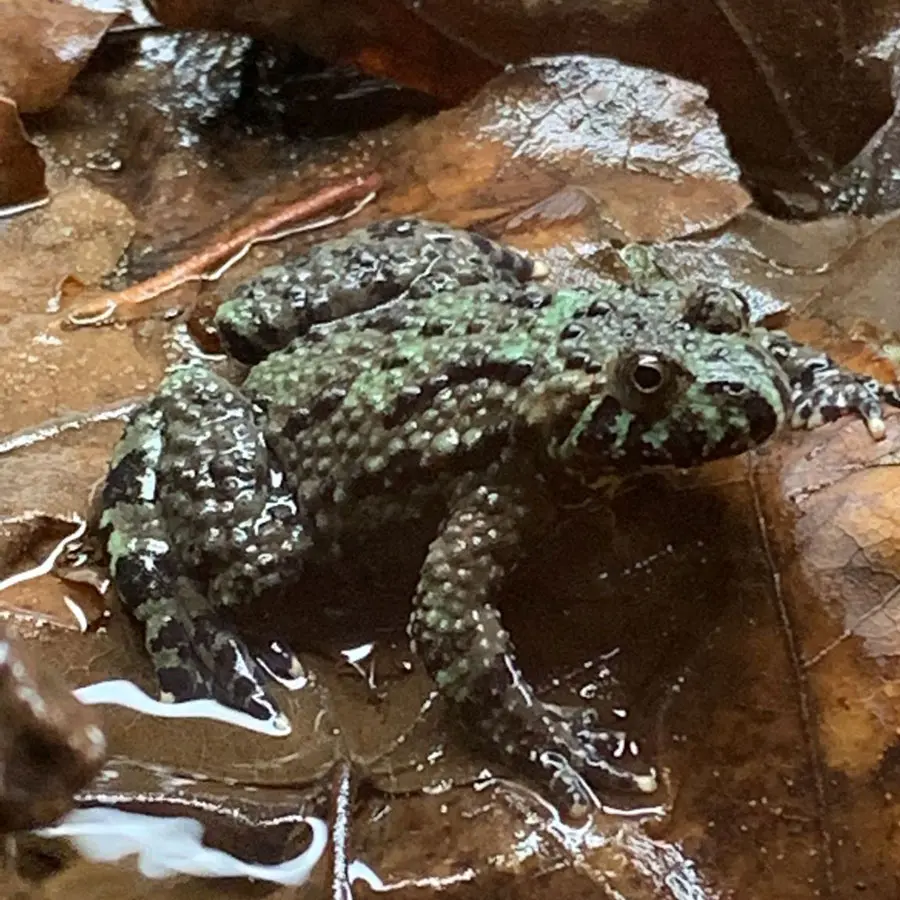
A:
[188,614,286,724]
[863,408,887,440]
[577,735,658,795]
[836,380,887,440]
[252,639,307,688]
[540,703,658,802]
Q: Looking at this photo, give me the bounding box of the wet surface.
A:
[0,621,105,833]
[150,0,900,218]
[2,13,900,900]
[375,55,751,242]
[0,98,47,215]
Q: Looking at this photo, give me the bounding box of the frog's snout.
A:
[743,387,786,447]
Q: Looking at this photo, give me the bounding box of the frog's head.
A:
[551,284,792,474]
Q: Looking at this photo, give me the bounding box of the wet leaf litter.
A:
[2,2,900,898]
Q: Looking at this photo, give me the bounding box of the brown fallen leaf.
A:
[60,172,382,327]
[0,180,160,440]
[381,55,751,242]
[759,417,900,771]
[789,208,900,334]
[149,0,900,215]
[748,410,900,896]
[0,97,47,215]
[0,621,105,832]
[0,0,117,114]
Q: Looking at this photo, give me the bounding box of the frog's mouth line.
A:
[701,384,785,450]
[573,382,783,474]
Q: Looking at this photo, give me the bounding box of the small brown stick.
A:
[0,398,142,457]
[62,172,382,328]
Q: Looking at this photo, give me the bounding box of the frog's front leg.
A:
[100,365,312,726]
[758,330,900,439]
[409,478,657,808]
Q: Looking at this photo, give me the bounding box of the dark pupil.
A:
[632,361,664,392]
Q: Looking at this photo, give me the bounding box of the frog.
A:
[97,218,897,807]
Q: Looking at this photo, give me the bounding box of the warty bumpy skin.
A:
[97,218,898,808]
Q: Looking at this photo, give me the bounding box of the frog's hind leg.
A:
[215,218,543,364]
[101,364,312,724]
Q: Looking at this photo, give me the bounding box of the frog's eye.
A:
[614,351,687,414]
[629,354,666,394]
[684,286,751,335]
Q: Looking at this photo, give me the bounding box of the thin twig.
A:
[0,399,142,457]
[62,172,382,328]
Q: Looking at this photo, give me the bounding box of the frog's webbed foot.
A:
[410,480,658,810]
[138,578,285,726]
[458,664,656,809]
[100,365,312,728]
[759,330,898,440]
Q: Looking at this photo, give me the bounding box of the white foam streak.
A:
[36,808,327,886]
[74,680,292,736]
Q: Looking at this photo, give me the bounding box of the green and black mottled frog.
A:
[97,219,897,806]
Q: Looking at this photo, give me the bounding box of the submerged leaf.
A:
[0,97,47,216]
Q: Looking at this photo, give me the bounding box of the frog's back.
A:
[243,286,576,525]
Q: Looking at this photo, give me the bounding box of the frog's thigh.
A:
[154,365,313,606]
[215,219,539,363]
[103,366,302,719]
[103,446,214,703]
[101,400,241,701]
